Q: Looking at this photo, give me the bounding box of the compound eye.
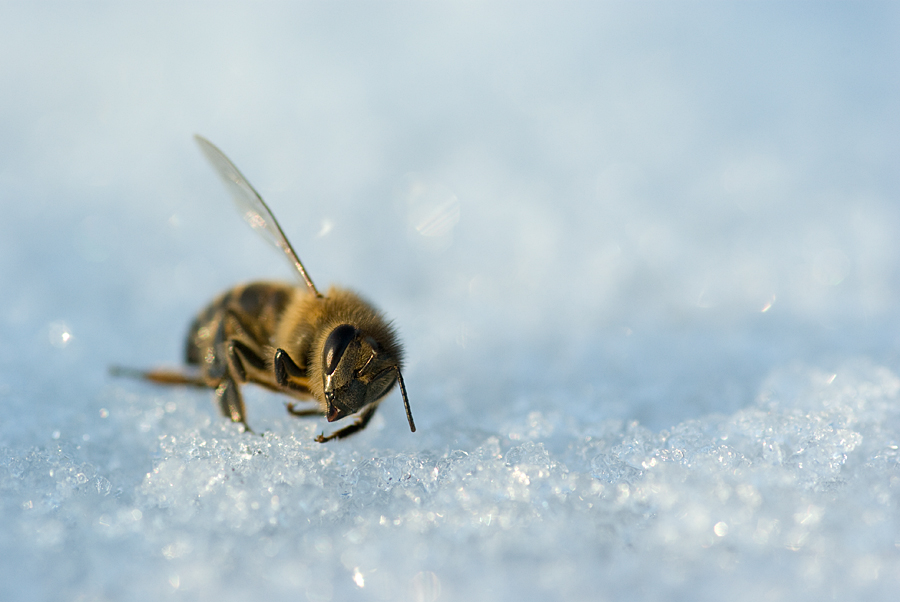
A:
[323,324,359,376]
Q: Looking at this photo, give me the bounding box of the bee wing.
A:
[194,135,320,296]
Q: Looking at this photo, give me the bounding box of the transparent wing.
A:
[194,135,319,296]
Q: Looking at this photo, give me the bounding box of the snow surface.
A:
[2,3,900,601]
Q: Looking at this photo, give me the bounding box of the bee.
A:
[114,135,415,442]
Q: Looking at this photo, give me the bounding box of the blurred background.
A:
[3,2,898,439]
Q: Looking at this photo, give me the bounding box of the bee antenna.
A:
[395,366,416,433]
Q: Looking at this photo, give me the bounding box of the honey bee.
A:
[114,135,415,442]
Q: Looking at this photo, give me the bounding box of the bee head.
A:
[321,324,413,430]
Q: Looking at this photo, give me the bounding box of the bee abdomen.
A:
[185,299,224,365]
[236,283,292,326]
[185,316,203,365]
[184,282,294,366]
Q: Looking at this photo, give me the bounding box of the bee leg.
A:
[274,348,311,393]
[315,402,380,443]
[227,338,268,383]
[285,402,322,417]
[215,377,252,432]
[109,366,210,388]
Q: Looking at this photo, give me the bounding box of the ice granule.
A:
[2,361,900,601]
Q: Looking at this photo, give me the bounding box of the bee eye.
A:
[323,324,359,375]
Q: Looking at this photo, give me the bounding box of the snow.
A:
[2,2,900,601]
